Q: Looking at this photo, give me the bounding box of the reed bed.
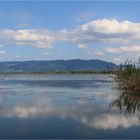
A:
[115,59,140,91]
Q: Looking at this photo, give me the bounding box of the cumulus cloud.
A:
[0,29,54,49]
[79,19,135,34]
[0,19,136,44]
[72,18,140,45]
[1,18,140,59]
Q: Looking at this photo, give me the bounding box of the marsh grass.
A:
[116,59,140,91]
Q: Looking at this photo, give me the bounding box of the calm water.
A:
[0,74,140,138]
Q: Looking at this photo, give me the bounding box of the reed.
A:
[115,58,140,91]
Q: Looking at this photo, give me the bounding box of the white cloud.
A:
[106,46,140,53]
[68,18,140,50]
[0,29,54,49]
[1,18,140,61]
[77,18,140,35]
[78,44,88,49]
[106,47,121,53]
[13,29,53,42]
[2,18,140,48]
[94,50,104,56]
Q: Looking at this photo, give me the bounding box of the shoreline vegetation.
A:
[0,70,114,75]
[115,59,140,92]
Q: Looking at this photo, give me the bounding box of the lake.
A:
[0,74,140,139]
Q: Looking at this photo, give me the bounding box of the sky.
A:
[0,1,140,63]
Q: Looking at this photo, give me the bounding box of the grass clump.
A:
[116,58,140,91]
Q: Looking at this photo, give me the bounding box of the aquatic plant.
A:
[115,58,140,91]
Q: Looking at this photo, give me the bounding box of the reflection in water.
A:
[110,91,140,115]
[0,74,140,138]
[90,114,139,129]
[0,89,139,130]
[0,94,139,130]
[0,99,54,118]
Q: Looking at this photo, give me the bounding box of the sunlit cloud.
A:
[0,29,54,49]
[1,18,140,61]
[0,18,138,46]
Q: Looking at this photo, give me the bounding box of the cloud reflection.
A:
[93,114,139,129]
[0,94,139,130]
[0,75,139,130]
[0,98,54,118]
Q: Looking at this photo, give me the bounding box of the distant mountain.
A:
[0,59,117,72]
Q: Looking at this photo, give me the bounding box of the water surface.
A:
[0,74,140,139]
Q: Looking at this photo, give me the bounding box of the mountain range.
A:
[0,59,117,72]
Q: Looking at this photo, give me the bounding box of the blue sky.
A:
[0,1,140,63]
